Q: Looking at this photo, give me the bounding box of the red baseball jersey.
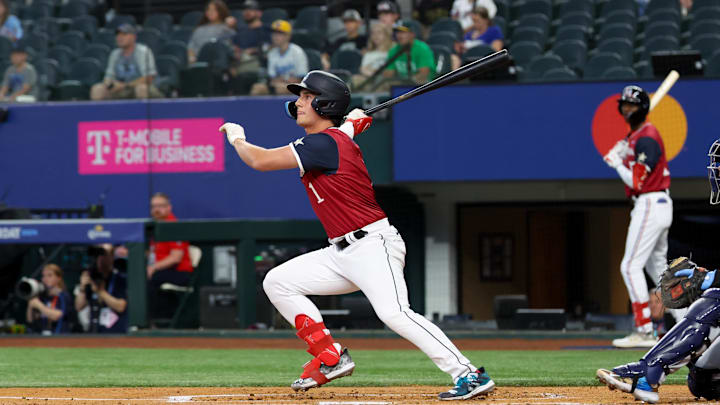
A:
[622,122,671,198]
[149,213,193,272]
[291,128,386,238]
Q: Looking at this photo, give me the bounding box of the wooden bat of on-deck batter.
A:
[649,70,679,112]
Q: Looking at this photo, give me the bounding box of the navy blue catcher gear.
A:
[285,71,351,121]
[688,361,720,400]
[612,288,720,387]
[618,85,650,128]
[708,139,720,205]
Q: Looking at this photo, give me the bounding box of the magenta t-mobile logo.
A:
[86,130,111,165]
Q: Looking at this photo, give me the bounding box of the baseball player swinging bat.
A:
[364,49,511,115]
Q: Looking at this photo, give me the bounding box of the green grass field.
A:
[0,348,689,388]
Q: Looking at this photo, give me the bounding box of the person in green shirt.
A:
[383,20,435,84]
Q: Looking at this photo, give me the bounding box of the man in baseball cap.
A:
[250,20,309,95]
[377,0,400,27]
[322,9,367,69]
[382,19,435,85]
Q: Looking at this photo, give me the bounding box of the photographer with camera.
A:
[24,264,71,334]
[74,244,128,333]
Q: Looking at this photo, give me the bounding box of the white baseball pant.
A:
[620,191,673,330]
[263,218,476,381]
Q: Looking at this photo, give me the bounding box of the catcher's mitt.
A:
[660,257,708,309]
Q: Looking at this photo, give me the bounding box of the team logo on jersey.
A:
[294,138,305,146]
[591,93,687,162]
[638,152,647,163]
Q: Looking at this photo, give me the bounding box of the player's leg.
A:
[335,226,494,400]
[688,329,720,400]
[262,247,359,390]
[615,197,665,347]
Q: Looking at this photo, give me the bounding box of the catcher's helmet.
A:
[285,71,351,121]
[617,85,650,127]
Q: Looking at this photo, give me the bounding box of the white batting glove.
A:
[608,139,630,159]
[219,123,246,144]
[604,150,622,169]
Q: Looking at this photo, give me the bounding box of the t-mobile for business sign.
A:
[78,118,225,174]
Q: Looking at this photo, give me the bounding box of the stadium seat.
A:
[524,53,565,81]
[106,14,137,31]
[601,0,636,16]
[691,33,720,59]
[583,52,624,79]
[430,44,453,75]
[34,58,60,100]
[159,40,188,68]
[555,25,589,42]
[179,62,213,97]
[55,80,88,100]
[560,0,594,17]
[512,26,547,47]
[291,29,325,51]
[404,19,424,39]
[690,6,720,23]
[509,40,543,66]
[230,9,248,30]
[59,0,89,18]
[552,39,587,70]
[22,31,49,55]
[327,68,352,84]
[644,35,679,57]
[596,37,633,64]
[197,41,233,93]
[170,27,193,44]
[690,20,720,38]
[603,66,636,80]
[633,59,654,78]
[561,10,593,27]
[33,17,61,39]
[81,43,111,67]
[331,49,362,74]
[541,66,578,81]
[143,13,173,34]
[430,18,463,40]
[693,0,720,9]
[155,55,181,96]
[137,28,163,55]
[326,17,346,43]
[229,71,259,95]
[602,9,636,27]
[427,31,458,49]
[644,21,680,41]
[180,10,203,28]
[647,8,681,26]
[70,15,98,40]
[597,23,634,42]
[510,13,549,39]
[67,57,103,86]
[305,48,323,71]
[0,36,12,60]
[706,50,720,77]
[463,44,494,61]
[493,16,507,36]
[646,0,681,14]
[93,29,117,49]
[515,0,552,19]
[495,0,510,19]
[294,6,327,35]
[48,45,77,76]
[261,8,289,27]
[56,30,87,55]
[20,2,52,20]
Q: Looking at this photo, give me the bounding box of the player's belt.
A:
[335,230,368,250]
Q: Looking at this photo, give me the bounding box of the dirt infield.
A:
[0,336,612,350]
[0,386,702,405]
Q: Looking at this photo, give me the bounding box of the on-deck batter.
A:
[603,85,673,349]
[219,70,495,401]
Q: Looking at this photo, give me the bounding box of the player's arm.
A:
[630,137,662,190]
[221,123,298,172]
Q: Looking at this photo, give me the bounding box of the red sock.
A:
[632,302,651,328]
[295,314,340,366]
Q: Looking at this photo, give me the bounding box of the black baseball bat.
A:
[364,49,511,115]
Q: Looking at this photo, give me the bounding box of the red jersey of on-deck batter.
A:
[622,122,671,198]
[297,128,386,238]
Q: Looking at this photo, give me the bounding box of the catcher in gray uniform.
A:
[595,138,720,404]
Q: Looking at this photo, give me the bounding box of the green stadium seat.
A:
[144,13,173,35]
[179,62,213,97]
[597,37,633,64]
[583,52,624,79]
[541,66,578,81]
[603,66,636,80]
[552,39,587,70]
[304,48,323,71]
[691,33,720,59]
[524,53,565,81]
[331,49,362,74]
[180,10,203,28]
[509,40,543,66]
[70,15,98,40]
[261,8,289,27]
[705,50,720,77]
[159,40,188,68]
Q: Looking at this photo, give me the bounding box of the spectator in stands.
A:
[0,44,38,102]
[383,20,434,85]
[679,0,692,15]
[90,24,162,100]
[352,23,394,89]
[147,192,193,323]
[322,9,367,70]
[25,264,72,334]
[188,0,236,64]
[231,0,269,74]
[377,1,401,28]
[250,20,308,95]
[452,0,496,32]
[0,0,22,42]
[462,7,503,52]
[75,244,128,333]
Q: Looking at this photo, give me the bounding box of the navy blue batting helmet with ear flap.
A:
[618,85,650,127]
[284,71,351,121]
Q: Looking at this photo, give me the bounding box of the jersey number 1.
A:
[308,182,325,204]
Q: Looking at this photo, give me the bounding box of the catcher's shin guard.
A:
[614,289,720,386]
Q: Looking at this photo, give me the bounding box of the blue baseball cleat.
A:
[632,377,659,404]
[438,367,495,401]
